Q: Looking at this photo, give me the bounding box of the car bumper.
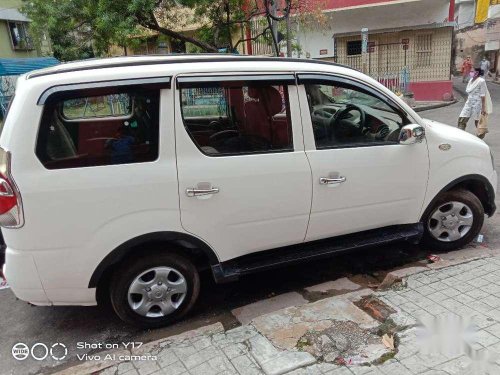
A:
[3,247,51,305]
[488,170,497,216]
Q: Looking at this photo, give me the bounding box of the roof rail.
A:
[27,55,354,79]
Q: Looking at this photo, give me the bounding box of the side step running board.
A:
[211,223,423,283]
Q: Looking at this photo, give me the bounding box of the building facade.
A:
[455,0,500,80]
[0,0,52,58]
[281,0,455,101]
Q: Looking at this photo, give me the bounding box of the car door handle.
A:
[186,187,219,197]
[319,176,347,185]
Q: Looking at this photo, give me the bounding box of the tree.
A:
[22,0,219,60]
[22,0,323,61]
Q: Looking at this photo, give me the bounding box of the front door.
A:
[298,74,429,242]
[175,74,312,262]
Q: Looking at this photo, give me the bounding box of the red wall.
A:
[409,81,454,102]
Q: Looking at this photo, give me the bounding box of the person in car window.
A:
[106,125,135,164]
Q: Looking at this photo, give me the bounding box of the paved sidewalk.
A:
[55,250,500,375]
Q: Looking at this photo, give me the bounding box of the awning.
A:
[0,8,30,22]
[0,57,59,76]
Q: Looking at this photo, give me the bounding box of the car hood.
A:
[422,118,486,146]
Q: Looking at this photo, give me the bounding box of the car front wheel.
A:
[421,189,484,251]
[110,252,200,328]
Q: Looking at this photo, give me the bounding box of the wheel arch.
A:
[421,174,496,221]
[88,231,219,290]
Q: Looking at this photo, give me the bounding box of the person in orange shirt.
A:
[461,56,473,83]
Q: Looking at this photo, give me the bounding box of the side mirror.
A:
[399,124,425,145]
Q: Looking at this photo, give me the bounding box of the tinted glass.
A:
[305,83,406,149]
[180,83,293,156]
[36,89,160,169]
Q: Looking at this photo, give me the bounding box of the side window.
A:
[36,88,160,169]
[305,82,407,149]
[180,82,293,156]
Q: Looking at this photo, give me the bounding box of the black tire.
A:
[110,252,200,328]
[421,189,484,251]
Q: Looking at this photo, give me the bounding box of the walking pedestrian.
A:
[458,67,493,139]
[480,57,491,77]
[461,56,473,83]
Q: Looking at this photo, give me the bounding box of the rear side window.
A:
[180,83,293,156]
[36,89,160,169]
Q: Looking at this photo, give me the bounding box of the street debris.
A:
[475,234,484,243]
[375,273,404,291]
[297,320,387,364]
[381,334,395,350]
[354,296,397,322]
[427,254,442,263]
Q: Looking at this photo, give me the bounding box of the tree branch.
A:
[234,27,270,49]
[137,10,219,52]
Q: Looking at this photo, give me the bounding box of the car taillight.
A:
[0,148,23,228]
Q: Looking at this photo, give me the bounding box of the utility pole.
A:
[271,1,279,56]
[286,12,292,57]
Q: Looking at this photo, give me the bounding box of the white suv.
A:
[1,55,497,327]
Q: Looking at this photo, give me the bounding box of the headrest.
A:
[247,86,283,116]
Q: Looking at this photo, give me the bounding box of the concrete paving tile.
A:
[232,292,308,325]
[348,366,385,375]
[284,366,316,375]
[132,360,160,375]
[116,362,136,375]
[156,348,179,368]
[485,309,500,323]
[231,354,263,375]
[377,360,412,374]
[471,314,497,330]
[482,295,500,308]
[251,290,378,350]
[321,365,354,375]
[304,277,362,293]
[469,277,490,288]
[180,346,223,369]
[399,356,431,373]
[426,291,449,303]
[415,285,436,295]
[454,283,475,293]
[473,330,500,347]
[485,323,500,339]
[258,351,316,375]
[470,301,495,315]
[435,356,471,374]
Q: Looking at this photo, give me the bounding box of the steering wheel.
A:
[331,104,366,130]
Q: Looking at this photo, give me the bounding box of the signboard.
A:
[319,49,328,55]
[361,28,369,54]
[402,38,410,45]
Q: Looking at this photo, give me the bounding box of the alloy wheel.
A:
[427,201,474,242]
[127,267,187,318]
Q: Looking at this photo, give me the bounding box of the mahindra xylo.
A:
[1,55,496,327]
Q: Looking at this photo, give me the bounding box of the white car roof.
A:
[26,54,354,80]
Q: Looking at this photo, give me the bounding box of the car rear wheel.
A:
[110,252,200,328]
[421,189,484,251]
